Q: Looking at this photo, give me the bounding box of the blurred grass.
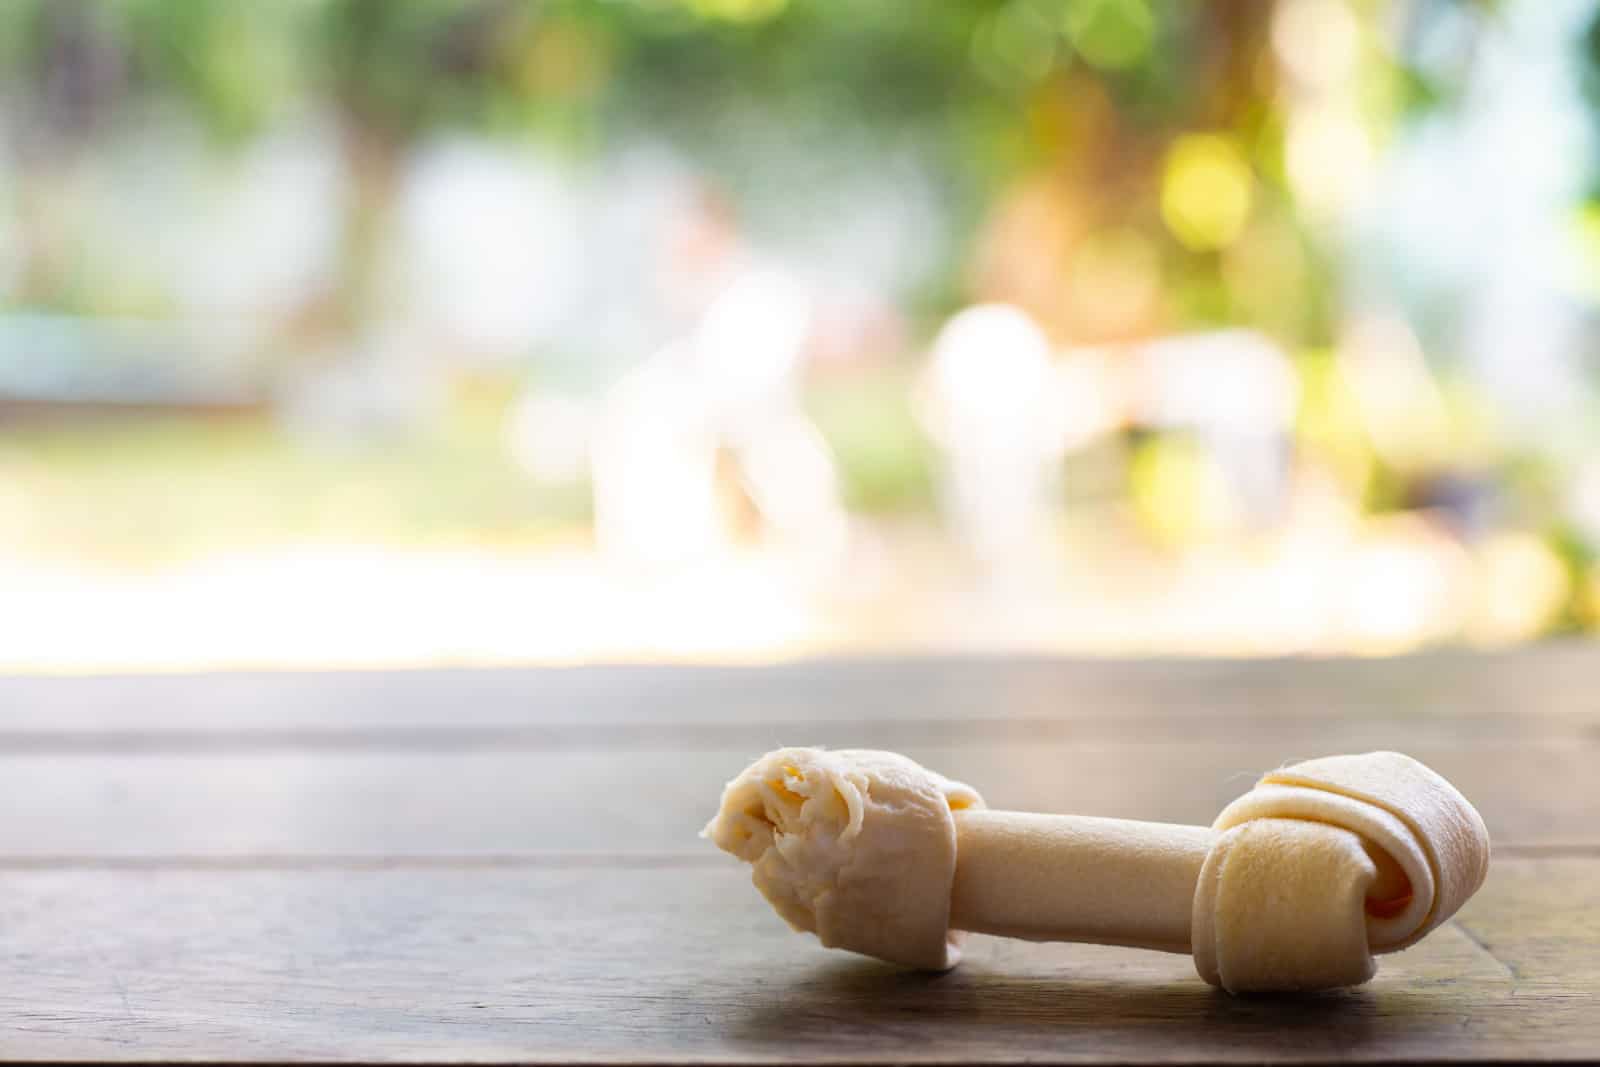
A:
[0,367,939,567]
[0,392,590,567]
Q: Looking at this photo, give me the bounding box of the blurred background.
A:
[3,0,1600,670]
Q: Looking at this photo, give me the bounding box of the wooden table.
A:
[1,650,1596,1064]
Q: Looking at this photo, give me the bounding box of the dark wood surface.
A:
[0,651,1597,1063]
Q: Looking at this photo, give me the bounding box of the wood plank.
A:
[0,738,1591,858]
[0,857,1592,1063]
[2,647,1598,737]
[0,706,1587,753]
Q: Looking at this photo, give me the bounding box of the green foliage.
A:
[1545,521,1600,634]
[0,404,589,564]
[314,0,538,139]
[119,0,315,142]
[0,0,131,145]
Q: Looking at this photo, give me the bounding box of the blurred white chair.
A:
[588,261,847,573]
[695,265,847,568]
[920,304,1067,573]
[590,344,723,567]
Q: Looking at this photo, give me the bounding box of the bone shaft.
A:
[950,810,1215,954]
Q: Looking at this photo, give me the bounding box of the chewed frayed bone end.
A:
[701,747,983,970]
[703,747,1489,994]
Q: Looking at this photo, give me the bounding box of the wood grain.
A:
[2,646,1597,737]
[0,656,1595,1065]
[0,735,1591,858]
[0,858,1593,1063]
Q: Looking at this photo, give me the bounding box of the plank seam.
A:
[0,843,1590,870]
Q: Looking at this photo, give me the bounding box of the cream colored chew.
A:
[700,747,983,969]
[950,811,1212,953]
[1192,751,1491,991]
[703,747,1490,994]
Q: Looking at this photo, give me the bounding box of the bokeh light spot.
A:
[1161,134,1254,251]
[1130,435,1238,546]
[974,1,1059,89]
[682,0,789,24]
[1064,0,1155,72]
[1469,532,1570,646]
